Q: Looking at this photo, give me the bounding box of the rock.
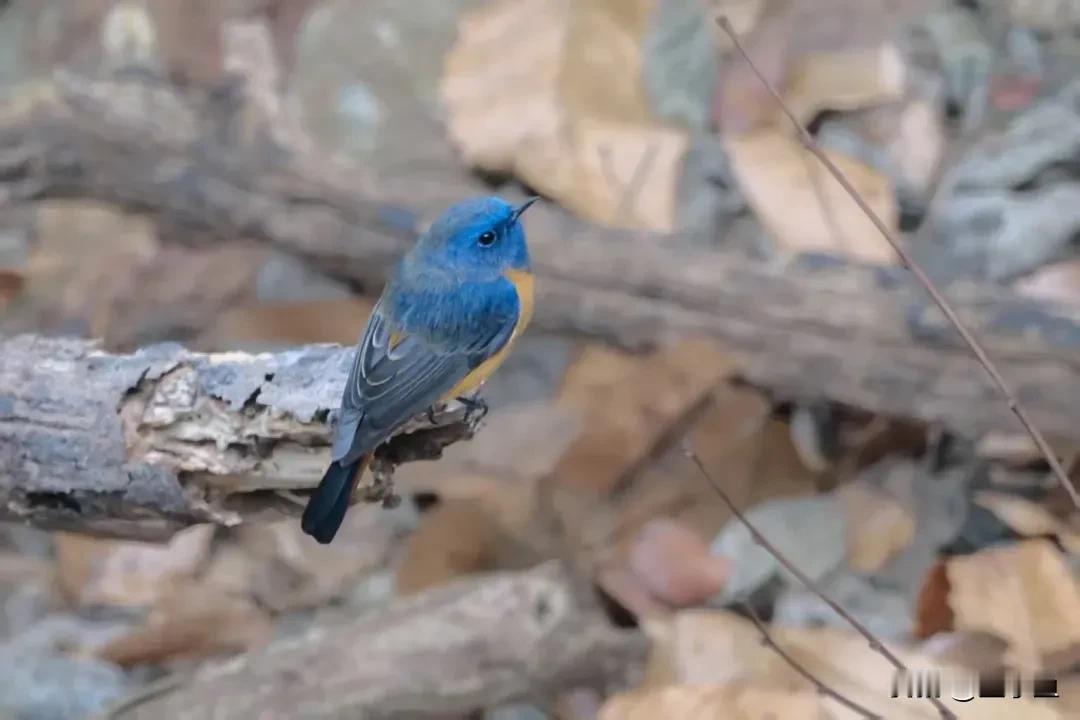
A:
[709,494,848,602]
[773,573,912,639]
[0,615,130,720]
[289,0,476,183]
[641,0,720,132]
[917,80,1080,283]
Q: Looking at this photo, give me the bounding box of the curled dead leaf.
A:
[442,0,689,231]
[839,482,915,572]
[946,539,1080,671]
[974,491,1080,555]
[97,577,271,668]
[725,129,898,264]
[914,559,954,640]
[554,338,737,495]
[395,498,503,595]
[55,525,215,609]
[627,518,729,608]
[643,610,1062,718]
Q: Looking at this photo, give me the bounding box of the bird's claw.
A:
[456,395,489,424]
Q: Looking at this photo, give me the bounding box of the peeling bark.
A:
[0,335,474,539]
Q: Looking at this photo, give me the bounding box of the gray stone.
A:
[774,573,912,640]
[916,80,1080,283]
[0,615,131,720]
[642,0,719,132]
[288,0,477,179]
[254,251,353,303]
[710,494,849,602]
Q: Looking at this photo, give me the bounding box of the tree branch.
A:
[106,562,646,720]
[685,443,956,720]
[742,603,881,719]
[6,73,1080,444]
[713,15,1079,508]
[0,334,474,539]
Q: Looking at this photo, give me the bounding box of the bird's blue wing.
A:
[331,284,518,465]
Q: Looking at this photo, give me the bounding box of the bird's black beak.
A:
[512,196,540,222]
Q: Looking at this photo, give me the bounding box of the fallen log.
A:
[0,334,474,539]
[107,562,646,720]
[5,74,1080,441]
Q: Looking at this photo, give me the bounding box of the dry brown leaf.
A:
[1058,673,1080,718]
[627,518,729,608]
[976,431,1045,466]
[918,632,1009,675]
[703,0,767,48]
[442,0,687,231]
[200,544,256,598]
[888,100,945,196]
[395,402,582,491]
[24,202,266,348]
[784,42,905,125]
[976,432,1080,473]
[237,508,398,612]
[1015,260,1080,305]
[714,0,914,133]
[553,338,737,495]
[145,0,226,87]
[597,565,673,621]
[562,0,657,122]
[726,129,898,263]
[195,297,377,348]
[974,491,1080,554]
[833,99,946,198]
[97,577,271,668]
[595,516,729,620]
[914,559,954,640]
[441,0,568,171]
[612,383,820,559]
[712,5,795,134]
[644,610,1062,719]
[839,482,915,572]
[102,241,266,349]
[600,683,826,720]
[55,525,215,609]
[946,539,1080,671]
[564,117,688,232]
[0,269,24,312]
[395,498,505,595]
[29,201,157,335]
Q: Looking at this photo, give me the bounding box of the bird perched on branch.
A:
[301,196,538,544]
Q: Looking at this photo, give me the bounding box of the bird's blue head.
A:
[412,196,535,277]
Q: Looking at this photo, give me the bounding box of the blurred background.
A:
[0,0,1078,718]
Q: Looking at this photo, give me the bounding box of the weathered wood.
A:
[109,562,646,720]
[0,335,474,539]
[5,74,1080,440]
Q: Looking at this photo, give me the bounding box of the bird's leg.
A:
[456,394,489,424]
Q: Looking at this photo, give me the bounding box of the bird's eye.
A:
[478,230,497,247]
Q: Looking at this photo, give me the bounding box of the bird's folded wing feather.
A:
[331,294,517,464]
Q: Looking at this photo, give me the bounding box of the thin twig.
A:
[715,15,1080,511]
[741,603,882,719]
[683,441,957,720]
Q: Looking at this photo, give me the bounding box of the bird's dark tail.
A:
[301,455,369,544]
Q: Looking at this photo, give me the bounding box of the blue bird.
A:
[301,196,538,543]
